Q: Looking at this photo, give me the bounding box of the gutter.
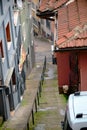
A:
[36,0,75,20]
[54,46,87,52]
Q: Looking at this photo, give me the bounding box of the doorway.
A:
[69,52,80,93]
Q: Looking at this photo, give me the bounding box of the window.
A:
[14,0,16,3]
[12,69,16,85]
[6,23,11,42]
[0,0,3,15]
[14,0,23,8]
[12,69,16,92]
[13,0,17,8]
[0,40,4,58]
[46,20,50,29]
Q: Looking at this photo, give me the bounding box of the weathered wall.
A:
[56,51,70,93]
[79,51,87,91]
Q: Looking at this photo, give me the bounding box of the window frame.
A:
[0,40,4,58]
[0,0,3,15]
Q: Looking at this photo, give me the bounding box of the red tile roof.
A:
[38,0,87,49]
[39,0,68,12]
[56,23,87,48]
[57,0,87,49]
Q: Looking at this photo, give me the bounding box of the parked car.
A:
[61,91,87,130]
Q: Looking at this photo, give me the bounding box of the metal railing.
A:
[27,56,47,130]
[2,56,47,130]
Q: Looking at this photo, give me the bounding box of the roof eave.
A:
[54,46,87,52]
[36,9,55,20]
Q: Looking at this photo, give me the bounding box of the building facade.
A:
[32,0,53,40]
[37,0,87,94]
[0,0,35,121]
[55,0,87,94]
[32,0,40,36]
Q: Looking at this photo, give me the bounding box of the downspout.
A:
[26,1,34,69]
[53,11,58,50]
[55,12,58,42]
[0,54,4,85]
[52,12,58,64]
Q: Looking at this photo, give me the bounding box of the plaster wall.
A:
[57,52,70,93]
[79,51,87,91]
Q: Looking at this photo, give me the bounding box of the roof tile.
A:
[57,0,87,49]
[38,0,87,49]
[56,23,87,48]
[39,0,68,11]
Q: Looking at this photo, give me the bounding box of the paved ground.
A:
[34,37,52,63]
[29,37,67,130]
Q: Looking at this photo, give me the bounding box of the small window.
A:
[14,0,17,5]
[0,0,3,15]
[6,23,11,42]
[46,20,50,29]
[12,69,16,85]
[0,40,4,58]
[14,0,24,8]
[12,69,17,92]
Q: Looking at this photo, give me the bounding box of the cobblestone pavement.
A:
[30,37,67,130]
[34,37,52,63]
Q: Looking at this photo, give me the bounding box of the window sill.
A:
[2,57,5,63]
[7,41,12,50]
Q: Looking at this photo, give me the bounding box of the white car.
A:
[62,91,87,130]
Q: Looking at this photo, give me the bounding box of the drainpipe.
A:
[51,12,58,55]
[52,12,58,64]
[26,1,33,69]
[54,12,58,44]
[0,54,4,85]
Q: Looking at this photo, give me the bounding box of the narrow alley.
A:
[2,37,67,130]
[1,1,87,130]
[30,37,67,130]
